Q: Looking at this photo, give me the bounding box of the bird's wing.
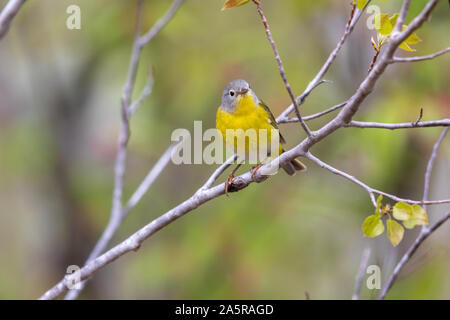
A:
[259,100,286,144]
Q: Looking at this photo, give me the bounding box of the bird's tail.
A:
[281,158,307,176]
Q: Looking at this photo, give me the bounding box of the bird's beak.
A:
[238,88,249,95]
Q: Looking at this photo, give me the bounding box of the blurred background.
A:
[0,0,449,299]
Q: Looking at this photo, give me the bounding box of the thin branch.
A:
[277,0,370,121]
[138,0,184,47]
[123,143,178,216]
[251,0,312,137]
[378,211,450,300]
[389,0,438,49]
[390,47,450,63]
[305,152,450,207]
[345,119,450,130]
[199,154,238,191]
[422,128,449,212]
[63,0,184,300]
[128,70,154,116]
[0,0,26,40]
[305,152,377,207]
[352,247,371,300]
[278,101,347,124]
[393,0,411,35]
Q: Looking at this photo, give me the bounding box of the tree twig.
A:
[279,101,347,124]
[352,247,371,300]
[304,152,450,208]
[63,0,184,300]
[0,0,26,40]
[251,0,312,137]
[378,126,449,300]
[389,47,450,63]
[378,211,450,300]
[422,128,449,212]
[345,119,450,130]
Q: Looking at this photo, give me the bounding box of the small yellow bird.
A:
[216,79,306,193]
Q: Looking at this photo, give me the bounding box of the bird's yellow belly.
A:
[216,96,281,159]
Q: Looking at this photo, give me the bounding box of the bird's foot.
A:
[250,164,264,179]
[224,173,235,196]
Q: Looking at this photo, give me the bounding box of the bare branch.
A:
[123,143,178,216]
[305,152,377,207]
[199,154,238,191]
[352,247,371,300]
[0,0,26,40]
[378,128,448,299]
[139,0,184,47]
[390,47,450,63]
[305,152,450,207]
[393,0,411,35]
[128,70,154,117]
[63,0,184,300]
[277,0,370,121]
[378,211,450,300]
[422,128,449,211]
[390,0,439,49]
[345,119,450,130]
[278,101,347,124]
[251,0,312,137]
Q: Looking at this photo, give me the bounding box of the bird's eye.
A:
[229,90,235,97]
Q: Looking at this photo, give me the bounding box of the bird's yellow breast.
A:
[216,93,280,157]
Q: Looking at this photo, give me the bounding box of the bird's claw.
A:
[251,164,264,178]
[225,173,235,196]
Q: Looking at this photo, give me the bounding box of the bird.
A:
[216,79,306,194]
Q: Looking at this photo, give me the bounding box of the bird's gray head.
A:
[220,79,257,113]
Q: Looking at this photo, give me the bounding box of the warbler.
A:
[216,79,306,193]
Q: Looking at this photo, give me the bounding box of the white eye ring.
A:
[229,90,235,97]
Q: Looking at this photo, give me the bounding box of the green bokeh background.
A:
[0,0,449,299]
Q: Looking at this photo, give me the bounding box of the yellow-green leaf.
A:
[399,42,415,52]
[411,205,428,225]
[389,13,399,29]
[398,25,421,52]
[405,32,421,45]
[403,219,416,229]
[363,215,385,237]
[393,201,412,221]
[387,219,404,246]
[222,0,251,10]
[401,204,428,229]
[375,195,383,216]
[375,13,393,35]
[355,0,369,10]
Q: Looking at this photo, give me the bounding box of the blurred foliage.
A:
[0,0,449,299]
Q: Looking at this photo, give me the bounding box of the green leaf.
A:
[393,201,412,221]
[372,13,421,52]
[363,215,385,237]
[387,219,404,246]
[222,0,251,10]
[403,205,429,229]
[375,13,393,35]
[395,203,428,229]
[411,205,428,225]
[355,0,369,10]
[405,31,421,45]
[375,195,383,216]
[398,42,415,52]
[398,25,422,52]
[389,13,399,29]
[403,219,416,229]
